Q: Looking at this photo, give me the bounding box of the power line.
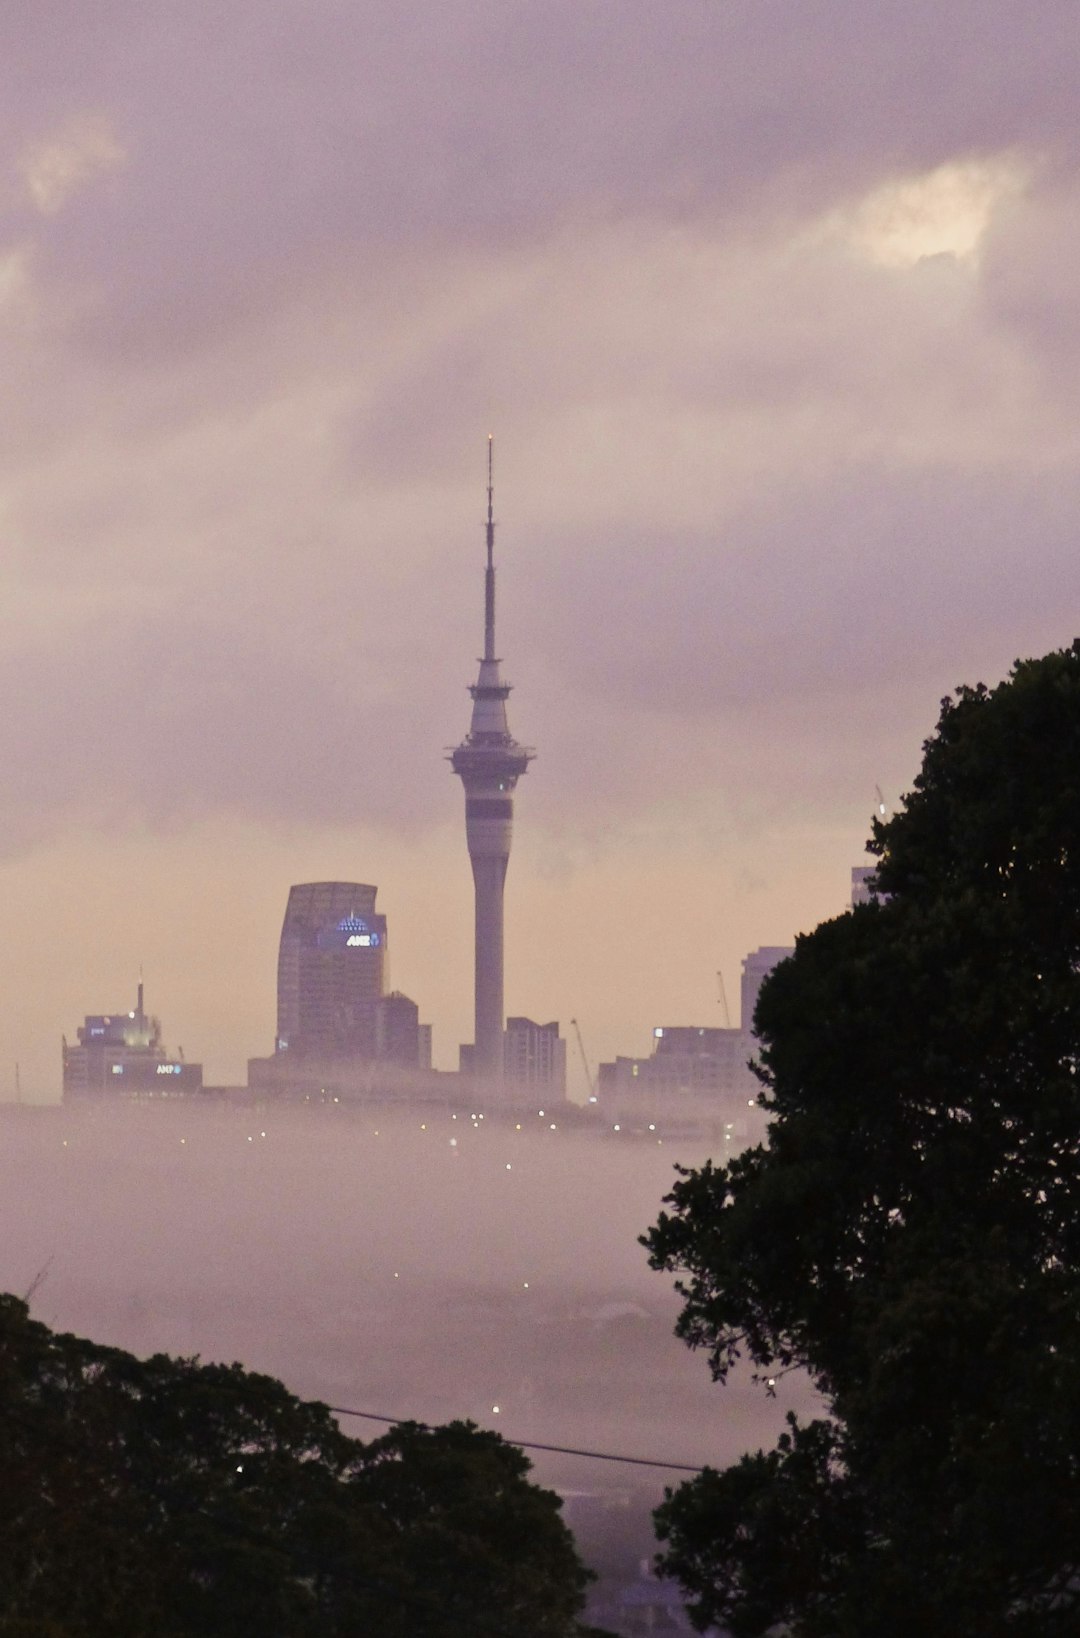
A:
[326,1404,704,1474]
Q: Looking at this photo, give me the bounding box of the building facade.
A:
[740,945,795,1039]
[504,1016,566,1096]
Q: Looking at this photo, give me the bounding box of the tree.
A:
[0,1294,608,1638]
[644,641,1080,1637]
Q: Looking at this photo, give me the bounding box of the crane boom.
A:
[716,971,732,1029]
[569,1017,597,1101]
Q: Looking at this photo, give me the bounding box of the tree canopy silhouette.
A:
[0,1294,607,1638]
[645,640,1080,1637]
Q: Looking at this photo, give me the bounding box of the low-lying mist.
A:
[0,1099,818,1622]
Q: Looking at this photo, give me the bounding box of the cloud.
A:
[827,154,1030,268]
[19,113,126,215]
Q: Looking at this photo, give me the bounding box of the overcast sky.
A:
[4,0,1080,1096]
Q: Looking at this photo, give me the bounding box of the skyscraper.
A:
[451,442,534,1081]
[276,882,387,1063]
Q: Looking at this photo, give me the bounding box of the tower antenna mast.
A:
[485,434,496,661]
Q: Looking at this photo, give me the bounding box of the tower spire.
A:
[484,434,495,661]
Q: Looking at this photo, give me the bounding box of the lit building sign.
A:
[337,914,381,950]
[156,1064,183,1076]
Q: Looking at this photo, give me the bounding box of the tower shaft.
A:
[450,440,534,1084]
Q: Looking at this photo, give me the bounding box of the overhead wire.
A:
[326,1403,704,1473]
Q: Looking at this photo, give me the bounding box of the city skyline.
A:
[3,2,1080,1098]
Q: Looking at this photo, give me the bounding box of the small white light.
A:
[492,1404,500,1414]
[648,1124,655,1131]
[236,1464,243,1473]
[613,1124,620,1132]
[505,1163,512,1170]
[549,1123,556,1130]
[450,1138,458,1147]
[523,1282,529,1289]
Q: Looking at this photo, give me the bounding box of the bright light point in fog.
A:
[505,1163,512,1169]
[492,1405,500,1414]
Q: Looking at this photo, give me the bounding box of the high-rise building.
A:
[249,882,433,1094]
[62,983,203,1099]
[451,441,534,1081]
[740,945,794,1037]
[504,1016,566,1096]
[276,882,387,1062]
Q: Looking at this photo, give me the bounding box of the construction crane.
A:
[716,971,732,1029]
[569,1018,597,1102]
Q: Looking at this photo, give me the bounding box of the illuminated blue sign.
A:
[318,914,382,952]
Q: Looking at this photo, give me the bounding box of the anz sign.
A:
[337,915,380,950]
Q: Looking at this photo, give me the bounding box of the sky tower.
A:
[451,440,534,1081]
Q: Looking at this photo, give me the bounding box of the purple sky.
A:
[4,1,1080,1095]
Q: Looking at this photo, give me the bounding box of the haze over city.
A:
[3,2,1080,1097]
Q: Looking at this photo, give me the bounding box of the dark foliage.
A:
[0,1295,607,1638]
[644,641,1080,1636]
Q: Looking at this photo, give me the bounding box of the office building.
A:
[62,983,203,1099]
[276,882,387,1062]
[451,441,534,1082]
[598,1024,754,1108]
[249,882,433,1094]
